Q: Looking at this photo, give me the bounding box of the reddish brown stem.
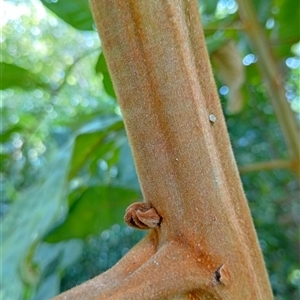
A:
[53,1,273,299]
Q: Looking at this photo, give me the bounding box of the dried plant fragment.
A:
[212,40,245,114]
[124,202,161,230]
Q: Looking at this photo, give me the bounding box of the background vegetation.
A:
[1,0,299,299]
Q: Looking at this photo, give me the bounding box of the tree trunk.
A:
[53,0,273,299]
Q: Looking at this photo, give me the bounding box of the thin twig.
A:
[239,160,292,173]
[236,0,300,177]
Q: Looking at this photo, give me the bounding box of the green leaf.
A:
[198,0,219,15]
[33,240,83,299]
[0,62,45,90]
[116,141,140,190]
[34,274,60,300]
[1,141,73,300]
[95,53,116,98]
[0,125,22,142]
[274,0,300,56]
[45,186,140,241]
[40,0,94,31]
[89,140,121,176]
[277,0,300,39]
[252,0,272,22]
[206,36,228,54]
[69,119,124,179]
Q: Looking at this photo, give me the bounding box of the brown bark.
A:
[53,1,273,299]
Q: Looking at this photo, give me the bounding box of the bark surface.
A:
[53,1,273,299]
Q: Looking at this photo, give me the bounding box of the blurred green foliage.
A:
[1,0,299,299]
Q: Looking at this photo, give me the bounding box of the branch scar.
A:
[212,264,230,286]
[124,202,161,230]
